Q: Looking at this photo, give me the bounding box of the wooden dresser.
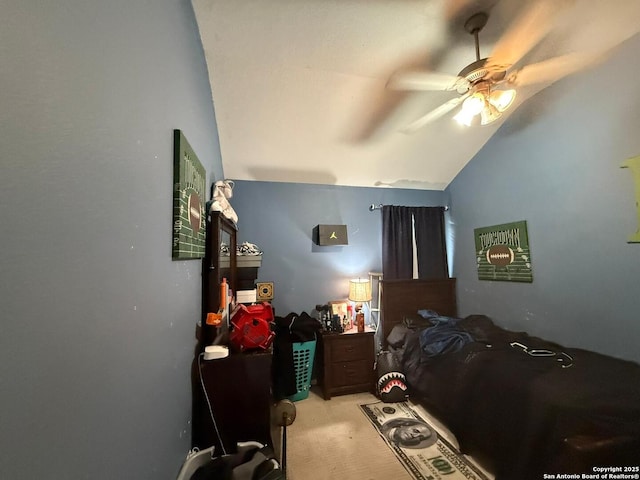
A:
[192,211,276,455]
[318,331,375,400]
[192,351,273,452]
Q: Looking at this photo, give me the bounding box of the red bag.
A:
[229,302,275,352]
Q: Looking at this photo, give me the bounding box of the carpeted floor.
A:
[283,388,493,480]
[284,389,410,479]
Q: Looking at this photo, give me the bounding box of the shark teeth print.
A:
[378,372,408,394]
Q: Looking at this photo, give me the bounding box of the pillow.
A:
[387,324,410,348]
[458,314,501,342]
[402,315,434,330]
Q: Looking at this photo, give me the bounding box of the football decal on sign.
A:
[486,245,514,266]
[188,192,202,234]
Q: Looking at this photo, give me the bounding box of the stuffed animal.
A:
[210,180,238,224]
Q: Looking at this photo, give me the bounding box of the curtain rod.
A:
[369,204,449,211]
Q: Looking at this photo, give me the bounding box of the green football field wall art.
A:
[474,220,533,282]
[621,154,640,243]
[172,130,207,260]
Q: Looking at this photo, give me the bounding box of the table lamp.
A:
[348,278,372,332]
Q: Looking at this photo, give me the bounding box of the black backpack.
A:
[375,350,409,403]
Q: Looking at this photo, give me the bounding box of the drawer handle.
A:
[345,346,354,352]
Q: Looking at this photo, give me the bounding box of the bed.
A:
[381,278,640,480]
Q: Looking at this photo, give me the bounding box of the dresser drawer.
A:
[329,335,372,362]
[330,359,372,388]
[319,331,375,400]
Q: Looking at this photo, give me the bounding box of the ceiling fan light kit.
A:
[387,0,596,131]
[489,89,516,112]
[454,93,484,126]
[453,82,516,127]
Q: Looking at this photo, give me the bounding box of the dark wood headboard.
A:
[381,278,457,347]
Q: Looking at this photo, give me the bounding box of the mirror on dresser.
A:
[201,211,237,348]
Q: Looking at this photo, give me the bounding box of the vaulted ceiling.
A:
[192,0,640,190]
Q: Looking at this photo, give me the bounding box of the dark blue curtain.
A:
[382,206,414,280]
[382,206,448,280]
[413,207,448,279]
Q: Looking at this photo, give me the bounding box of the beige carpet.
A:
[283,388,493,480]
[284,389,410,479]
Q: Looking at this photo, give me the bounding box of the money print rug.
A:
[360,401,491,480]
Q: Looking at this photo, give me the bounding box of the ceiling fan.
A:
[387,0,600,132]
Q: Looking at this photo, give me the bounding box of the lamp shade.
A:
[348,278,372,302]
[489,89,516,112]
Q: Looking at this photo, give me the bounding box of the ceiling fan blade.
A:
[401,95,468,134]
[506,51,606,87]
[487,0,574,70]
[387,70,469,92]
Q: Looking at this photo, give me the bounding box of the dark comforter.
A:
[391,314,640,480]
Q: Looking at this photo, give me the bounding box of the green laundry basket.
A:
[287,340,317,402]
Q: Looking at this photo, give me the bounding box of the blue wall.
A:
[230,181,447,316]
[2,1,638,476]
[447,34,640,363]
[0,1,223,478]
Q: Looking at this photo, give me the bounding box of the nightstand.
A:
[317,330,375,400]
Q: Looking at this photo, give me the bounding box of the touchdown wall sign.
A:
[172,130,206,260]
[474,220,533,282]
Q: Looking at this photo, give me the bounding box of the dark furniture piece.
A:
[192,211,275,454]
[192,351,273,452]
[318,331,375,400]
[381,278,640,480]
[201,211,237,346]
[237,267,259,290]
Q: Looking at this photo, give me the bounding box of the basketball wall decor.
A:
[313,225,348,245]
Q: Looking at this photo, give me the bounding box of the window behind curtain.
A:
[382,206,448,280]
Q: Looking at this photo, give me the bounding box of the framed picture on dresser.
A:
[329,300,351,330]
